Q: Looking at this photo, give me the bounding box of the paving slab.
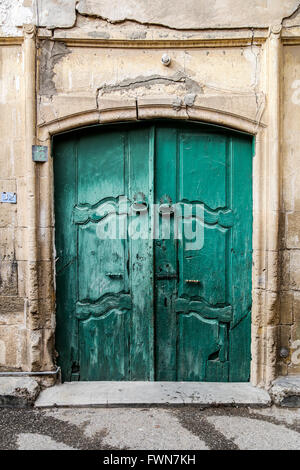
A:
[0,377,40,408]
[35,381,271,408]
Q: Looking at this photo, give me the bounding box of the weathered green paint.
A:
[54,122,253,382]
[154,125,253,381]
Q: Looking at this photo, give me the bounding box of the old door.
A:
[54,126,154,381]
[154,125,252,382]
[54,122,252,382]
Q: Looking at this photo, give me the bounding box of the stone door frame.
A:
[21,25,282,388]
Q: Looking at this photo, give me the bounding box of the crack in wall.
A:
[249,27,266,130]
[75,9,231,33]
[281,1,300,29]
[282,1,300,24]
[97,72,202,94]
[74,2,300,33]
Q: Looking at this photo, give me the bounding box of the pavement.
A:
[0,406,300,450]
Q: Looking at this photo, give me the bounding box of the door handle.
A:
[158,203,174,215]
[131,192,148,213]
[185,280,201,284]
[106,273,123,279]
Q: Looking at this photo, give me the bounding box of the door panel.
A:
[55,126,154,381]
[178,225,228,304]
[78,132,125,204]
[154,124,252,382]
[79,309,130,381]
[178,134,227,209]
[177,315,223,381]
[78,223,127,299]
[54,122,252,382]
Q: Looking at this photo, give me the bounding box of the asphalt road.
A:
[0,406,299,450]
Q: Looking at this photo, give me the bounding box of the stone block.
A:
[38,0,76,29]
[0,325,25,369]
[270,376,300,407]
[289,250,300,290]
[0,377,39,408]
[38,94,97,125]
[280,292,294,325]
[0,261,18,296]
[286,212,300,249]
[99,98,137,123]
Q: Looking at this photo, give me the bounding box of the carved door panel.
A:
[54,122,252,382]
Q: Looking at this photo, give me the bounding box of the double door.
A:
[54,122,252,382]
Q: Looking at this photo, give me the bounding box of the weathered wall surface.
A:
[280,45,300,375]
[2,0,300,33]
[38,44,263,124]
[0,44,27,370]
[76,0,300,29]
[0,0,300,385]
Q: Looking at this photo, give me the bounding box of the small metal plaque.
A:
[32,145,48,162]
[1,192,17,204]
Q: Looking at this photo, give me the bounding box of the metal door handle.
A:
[132,192,148,213]
[106,273,123,279]
[131,202,148,213]
[185,280,201,284]
[158,203,174,215]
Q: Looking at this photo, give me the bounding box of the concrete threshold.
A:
[35,381,271,408]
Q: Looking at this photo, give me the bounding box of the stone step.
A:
[35,381,271,408]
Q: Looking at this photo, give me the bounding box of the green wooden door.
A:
[54,122,252,382]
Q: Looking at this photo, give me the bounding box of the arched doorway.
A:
[53,121,253,382]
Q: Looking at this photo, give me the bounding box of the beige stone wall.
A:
[0,43,27,371]
[280,45,300,375]
[0,0,300,386]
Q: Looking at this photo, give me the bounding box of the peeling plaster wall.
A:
[1,1,300,33]
[0,0,300,381]
[76,0,300,29]
[37,44,265,126]
[0,0,34,36]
